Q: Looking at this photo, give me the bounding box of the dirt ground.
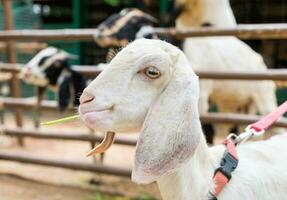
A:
[0,173,96,200]
[0,111,160,200]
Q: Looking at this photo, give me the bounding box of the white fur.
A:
[136,26,158,39]
[176,0,280,136]
[158,134,287,200]
[79,39,287,200]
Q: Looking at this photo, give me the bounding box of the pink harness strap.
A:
[212,139,238,197]
[223,139,238,159]
[250,101,287,132]
[213,172,229,196]
[210,101,287,200]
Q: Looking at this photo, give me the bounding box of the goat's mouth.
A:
[20,72,49,87]
[79,106,116,156]
[79,106,114,126]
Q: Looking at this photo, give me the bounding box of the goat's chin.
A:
[80,111,142,133]
[81,110,112,129]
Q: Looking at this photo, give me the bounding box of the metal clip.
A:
[227,133,238,142]
[245,125,265,136]
[227,125,265,145]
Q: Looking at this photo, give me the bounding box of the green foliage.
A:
[84,193,115,200]
[104,0,133,7]
[84,193,128,200]
[130,193,157,200]
[104,0,120,6]
[84,193,157,200]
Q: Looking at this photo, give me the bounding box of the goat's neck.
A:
[176,0,236,29]
[157,135,214,200]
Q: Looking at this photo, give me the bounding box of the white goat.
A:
[175,0,236,28]
[79,39,287,200]
[175,0,280,136]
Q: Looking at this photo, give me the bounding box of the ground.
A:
[0,173,95,200]
[0,111,160,200]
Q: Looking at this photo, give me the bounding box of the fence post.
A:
[3,0,24,146]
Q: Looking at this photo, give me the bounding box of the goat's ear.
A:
[132,53,201,184]
[58,75,71,111]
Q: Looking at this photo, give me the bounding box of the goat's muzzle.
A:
[86,131,115,156]
[80,90,95,104]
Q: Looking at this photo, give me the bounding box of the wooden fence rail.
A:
[3,128,138,146]
[157,24,287,40]
[201,113,287,127]
[1,63,287,81]
[0,152,131,177]
[0,24,286,42]
[2,97,73,111]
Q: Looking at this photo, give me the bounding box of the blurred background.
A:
[0,0,286,200]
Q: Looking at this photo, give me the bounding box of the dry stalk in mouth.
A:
[86,131,116,156]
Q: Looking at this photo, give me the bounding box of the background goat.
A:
[94,8,182,53]
[174,0,281,138]
[79,39,287,200]
[21,47,86,111]
[94,8,158,48]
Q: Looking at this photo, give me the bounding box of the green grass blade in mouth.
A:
[40,115,80,126]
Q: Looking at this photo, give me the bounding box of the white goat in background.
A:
[79,39,287,200]
[174,0,280,137]
[175,0,236,27]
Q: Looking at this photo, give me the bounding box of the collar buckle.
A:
[215,151,238,180]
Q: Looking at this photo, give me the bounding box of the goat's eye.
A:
[143,66,161,79]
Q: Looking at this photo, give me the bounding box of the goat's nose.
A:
[80,90,95,104]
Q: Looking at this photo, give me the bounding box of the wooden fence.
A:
[1,63,287,81]
[0,24,286,41]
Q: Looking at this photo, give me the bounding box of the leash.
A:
[209,101,287,200]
